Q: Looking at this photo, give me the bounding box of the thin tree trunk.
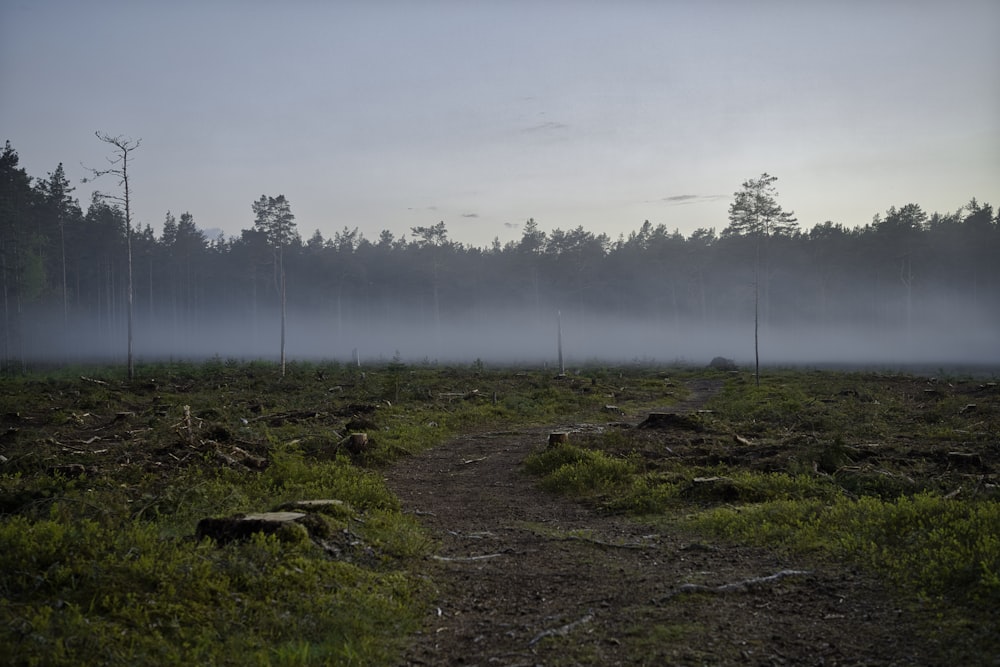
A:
[754,234,761,388]
[148,254,153,331]
[280,262,286,377]
[557,310,564,375]
[60,220,68,324]
[126,226,134,379]
[124,174,134,380]
[1,246,9,372]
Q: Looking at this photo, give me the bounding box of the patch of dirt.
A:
[384,379,946,666]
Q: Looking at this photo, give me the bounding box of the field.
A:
[1,361,997,665]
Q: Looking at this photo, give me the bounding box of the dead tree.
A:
[84,132,141,380]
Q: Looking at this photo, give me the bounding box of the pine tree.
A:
[726,173,796,386]
[251,195,298,375]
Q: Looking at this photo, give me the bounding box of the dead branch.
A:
[528,611,594,646]
[659,569,811,602]
[247,410,329,425]
[429,553,505,563]
[559,533,652,550]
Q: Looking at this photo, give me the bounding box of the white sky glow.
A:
[2,0,998,246]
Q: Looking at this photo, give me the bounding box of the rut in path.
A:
[383,378,933,666]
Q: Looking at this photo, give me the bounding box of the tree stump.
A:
[347,432,369,454]
[947,451,983,470]
[682,476,740,502]
[637,412,703,431]
[548,432,569,448]
[277,499,354,520]
[196,511,307,544]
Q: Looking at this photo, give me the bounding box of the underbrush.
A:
[692,493,1000,603]
[524,369,1000,656]
[0,360,685,665]
[0,445,428,665]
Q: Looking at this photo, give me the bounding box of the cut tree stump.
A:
[346,432,369,454]
[548,432,569,448]
[277,499,355,519]
[196,511,307,544]
[682,476,740,501]
[947,451,983,470]
[637,412,703,431]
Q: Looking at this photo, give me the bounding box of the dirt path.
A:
[384,379,935,666]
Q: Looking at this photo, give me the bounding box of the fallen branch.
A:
[528,611,594,646]
[429,553,505,563]
[462,456,488,464]
[659,569,811,602]
[248,410,329,425]
[560,533,651,550]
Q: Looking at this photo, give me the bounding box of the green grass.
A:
[0,360,687,665]
[6,362,997,663]
[691,492,1000,604]
[523,369,1000,656]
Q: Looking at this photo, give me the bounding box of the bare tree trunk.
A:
[88,133,140,380]
[754,235,761,388]
[126,217,134,380]
[148,254,154,331]
[280,253,286,377]
[557,310,564,375]
[900,254,913,342]
[60,220,68,324]
[1,246,9,372]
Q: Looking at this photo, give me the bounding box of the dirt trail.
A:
[384,379,934,666]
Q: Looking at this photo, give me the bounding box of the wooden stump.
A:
[548,432,569,448]
[347,432,369,454]
[196,511,307,544]
[947,451,983,470]
[637,412,703,431]
[278,499,354,519]
[682,476,740,501]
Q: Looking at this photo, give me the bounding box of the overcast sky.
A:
[2,0,998,247]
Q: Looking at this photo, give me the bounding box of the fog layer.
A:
[20,294,999,370]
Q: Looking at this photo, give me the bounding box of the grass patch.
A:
[0,360,689,665]
[524,369,1000,658]
[691,492,1000,604]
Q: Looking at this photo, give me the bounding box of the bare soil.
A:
[384,380,948,666]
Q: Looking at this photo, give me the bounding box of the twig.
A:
[462,456,488,464]
[528,611,594,646]
[660,569,811,602]
[560,533,651,550]
[429,553,505,562]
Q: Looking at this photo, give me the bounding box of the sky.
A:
[2,0,998,248]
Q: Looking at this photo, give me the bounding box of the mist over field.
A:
[21,291,999,371]
[3,137,998,374]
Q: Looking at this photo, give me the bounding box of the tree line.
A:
[1,139,998,368]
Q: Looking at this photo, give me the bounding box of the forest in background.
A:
[1,140,998,369]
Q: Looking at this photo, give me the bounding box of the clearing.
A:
[385,379,948,665]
